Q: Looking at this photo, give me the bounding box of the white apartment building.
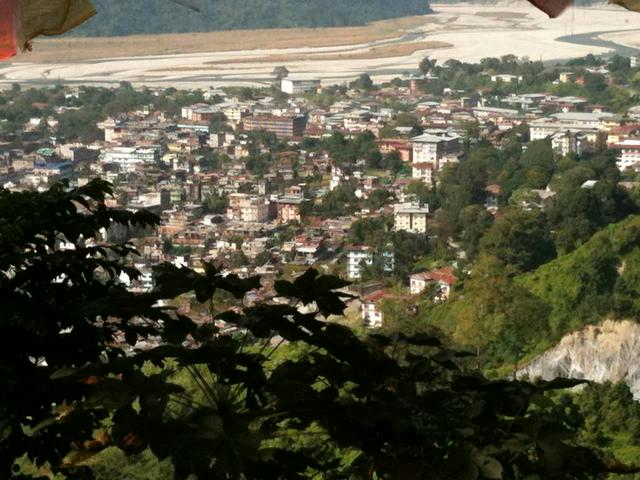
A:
[347,247,373,280]
[412,136,439,164]
[411,132,461,184]
[222,105,251,125]
[551,130,591,157]
[102,146,160,172]
[281,78,322,95]
[612,139,640,171]
[409,267,457,300]
[361,291,388,328]
[394,202,430,234]
[530,112,613,142]
[412,162,435,184]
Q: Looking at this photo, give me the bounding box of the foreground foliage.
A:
[0,181,636,479]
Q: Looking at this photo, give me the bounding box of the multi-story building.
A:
[376,138,412,162]
[281,78,321,95]
[223,105,251,125]
[227,193,270,223]
[361,289,391,328]
[412,162,435,184]
[347,246,373,280]
[410,267,457,300]
[530,112,613,143]
[411,132,461,183]
[611,139,640,171]
[276,196,304,224]
[394,202,429,234]
[551,129,591,157]
[243,114,307,138]
[412,133,443,165]
[102,146,160,172]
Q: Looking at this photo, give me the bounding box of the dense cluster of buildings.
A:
[3,67,640,328]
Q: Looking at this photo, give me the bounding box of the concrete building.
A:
[361,289,392,328]
[611,139,640,171]
[394,202,430,234]
[376,138,412,162]
[243,114,307,138]
[490,74,522,83]
[411,133,458,165]
[347,246,373,280]
[102,146,160,172]
[409,267,457,300]
[281,78,321,95]
[276,196,304,223]
[530,112,614,143]
[227,193,270,223]
[412,162,435,184]
[410,132,461,184]
[551,129,591,157]
[472,106,519,121]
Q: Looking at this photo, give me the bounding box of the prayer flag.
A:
[0,0,96,60]
[528,0,573,18]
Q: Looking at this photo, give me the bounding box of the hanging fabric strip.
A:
[610,0,640,12]
[0,0,19,60]
[527,0,573,17]
[19,0,96,51]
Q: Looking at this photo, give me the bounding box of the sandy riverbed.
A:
[0,3,639,89]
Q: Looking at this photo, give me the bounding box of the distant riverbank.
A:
[1,4,639,89]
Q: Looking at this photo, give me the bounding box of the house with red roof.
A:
[410,267,457,300]
[361,289,394,328]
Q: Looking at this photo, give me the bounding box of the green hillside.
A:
[519,215,640,336]
[69,0,432,36]
[423,216,640,367]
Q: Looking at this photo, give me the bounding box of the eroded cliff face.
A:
[519,320,640,399]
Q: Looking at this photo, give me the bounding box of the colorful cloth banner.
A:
[0,0,96,60]
[610,0,640,12]
[528,0,573,17]
[527,0,640,16]
[1,0,639,62]
[0,0,19,60]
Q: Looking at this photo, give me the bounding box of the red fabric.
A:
[528,0,573,17]
[0,0,18,60]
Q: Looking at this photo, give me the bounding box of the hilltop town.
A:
[3,53,640,332]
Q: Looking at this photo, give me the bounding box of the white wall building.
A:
[281,78,321,95]
[411,132,461,184]
[551,130,591,157]
[102,146,160,172]
[394,202,430,234]
[613,139,640,171]
[347,247,373,280]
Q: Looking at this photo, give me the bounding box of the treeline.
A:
[424,54,638,113]
[69,0,432,36]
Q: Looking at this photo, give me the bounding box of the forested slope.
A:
[519,215,640,336]
[68,0,432,36]
[424,215,640,367]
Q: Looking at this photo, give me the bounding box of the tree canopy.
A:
[1,180,635,479]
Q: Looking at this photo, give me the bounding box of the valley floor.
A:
[0,3,639,88]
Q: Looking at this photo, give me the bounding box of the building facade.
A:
[243,115,307,138]
[394,202,430,234]
[347,247,373,280]
[281,78,321,95]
